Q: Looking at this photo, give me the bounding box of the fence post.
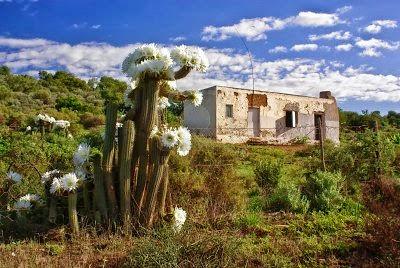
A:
[373,120,380,180]
[317,117,326,171]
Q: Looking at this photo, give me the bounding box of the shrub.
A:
[302,171,344,212]
[254,159,283,191]
[79,112,104,129]
[267,179,309,213]
[55,96,87,112]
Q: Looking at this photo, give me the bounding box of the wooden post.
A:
[373,120,380,180]
[317,117,326,171]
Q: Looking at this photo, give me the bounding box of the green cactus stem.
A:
[102,102,118,217]
[82,181,90,214]
[48,196,57,224]
[140,137,170,228]
[157,164,169,218]
[133,80,159,216]
[119,120,135,229]
[68,191,79,235]
[93,154,108,221]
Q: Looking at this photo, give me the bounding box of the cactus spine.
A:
[93,154,108,221]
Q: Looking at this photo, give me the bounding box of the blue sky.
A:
[0,0,399,113]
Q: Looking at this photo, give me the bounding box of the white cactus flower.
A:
[60,173,80,192]
[161,129,178,148]
[41,169,60,184]
[73,143,91,167]
[173,207,187,233]
[158,97,171,109]
[50,177,62,194]
[171,45,209,72]
[7,171,22,183]
[13,194,42,210]
[191,91,203,107]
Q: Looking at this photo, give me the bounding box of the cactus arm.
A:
[174,66,192,80]
[48,196,57,224]
[157,163,169,218]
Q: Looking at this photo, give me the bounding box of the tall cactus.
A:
[119,120,135,228]
[102,103,118,217]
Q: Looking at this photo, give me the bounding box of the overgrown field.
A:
[1,128,400,267]
[1,68,400,267]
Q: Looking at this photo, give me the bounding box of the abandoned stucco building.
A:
[184,86,340,144]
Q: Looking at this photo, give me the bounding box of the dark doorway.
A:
[314,113,325,140]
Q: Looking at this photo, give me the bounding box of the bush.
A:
[302,171,344,212]
[254,159,283,191]
[267,179,309,213]
[55,96,87,112]
[79,112,104,129]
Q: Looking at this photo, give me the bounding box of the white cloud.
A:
[202,17,287,41]
[355,38,400,57]
[1,37,399,102]
[309,30,351,41]
[291,11,340,27]
[91,25,101,29]
[169,36,186,42]
[364,20,397,34]
[291,44,318,51]
[0,37,55,48]
[268,46,287,53]
[335,44,353,51]
[201,7,347,41]
[336,5,352,14]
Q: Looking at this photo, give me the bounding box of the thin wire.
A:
[235,27,255,106]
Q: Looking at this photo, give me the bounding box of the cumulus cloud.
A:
[291,11,340,27]
[201,7,348,41]
[268,46,287,53]
[355,38,400,57]
[291,44,318,51]
[364,20,397,34]
[309,30,351,41]
[1,37,399,102]
[335,44,353,51]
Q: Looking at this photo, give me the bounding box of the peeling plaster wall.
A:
[184,86,340,144]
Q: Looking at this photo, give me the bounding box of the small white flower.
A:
[161,129,178,148]
[68,134,73,139]
[26,126,31,131]
[176,126,191,144]
[191,91,203,107]
[53,120,70,129]
[73,143,91,167]
[60,173,80,192]
[36,114,55,124]
[13,194,42,210]
[150,125,159,138]
[116,122,123,128]
[7,171,22,183]
[41,169,60,184]
[158,97,171,109]
[173,207,187,233]
[50,177,62,194]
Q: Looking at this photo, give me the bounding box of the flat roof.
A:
[202,85,333,101]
